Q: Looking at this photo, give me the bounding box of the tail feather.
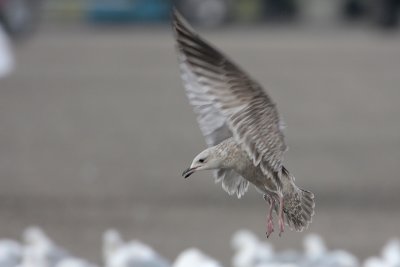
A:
[281,168,315,232]
[284,188,315,232]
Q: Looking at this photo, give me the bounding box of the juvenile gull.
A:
[172,9,315,236]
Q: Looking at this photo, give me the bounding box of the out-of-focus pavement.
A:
[0,26,400,264]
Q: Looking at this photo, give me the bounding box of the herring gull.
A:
[21,227,69,267]
[173,248,222,267]
[102,229,170,267]
[231,230,274,267]
[172,8,315,237]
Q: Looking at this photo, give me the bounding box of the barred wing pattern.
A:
[173,9,287,185]
[179,42,249,198]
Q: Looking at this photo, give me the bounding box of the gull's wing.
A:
[180,58,231,147]
[179,30,249,198]
[172,9,287,179]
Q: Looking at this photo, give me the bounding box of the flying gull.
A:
[172,9,315,237]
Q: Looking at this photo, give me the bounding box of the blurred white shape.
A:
[56,258,98,267]
[20,227,69,267]
[303,233,359,267]
[274,250,302,264]
[382,239,400,267]
[0,239,23,267]
[173,248,222,267]
[257,263,299,267]
[103,229,170,267]
[0,25,15,78]
[231,230,274,267]
[103,230,124,266]
[328,250,360,267]
[303,233,327,260]
[364,257,387,267]
[363,239,400,267]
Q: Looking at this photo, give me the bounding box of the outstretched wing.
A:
[172,9,287,182]
[179,58,231,147]
[179,37,249,198]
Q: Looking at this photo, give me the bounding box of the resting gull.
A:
[102,229,170,267]
[173,8,315,237]
[21,227,69,267]
[231,230,274,267]
[173,248,222,267]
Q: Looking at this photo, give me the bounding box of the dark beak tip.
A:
[182,167,194,178]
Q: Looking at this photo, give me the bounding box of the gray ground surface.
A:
[1,26,400,265]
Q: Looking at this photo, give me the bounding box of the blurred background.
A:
[0,0,400,266]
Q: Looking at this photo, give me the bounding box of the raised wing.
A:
[180,59,231,147]
[179,35,249,198]
[172,9,287,179]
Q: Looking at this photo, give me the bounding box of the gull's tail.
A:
[281,167,315,232]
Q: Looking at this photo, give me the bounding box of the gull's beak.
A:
[182,167,197,179]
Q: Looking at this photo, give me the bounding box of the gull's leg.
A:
[263,194,274,238]
[278,195,285,236]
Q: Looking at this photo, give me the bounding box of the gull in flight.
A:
[172,9,315,237]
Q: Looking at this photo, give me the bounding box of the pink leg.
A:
[264,195,274,238]
[278,196,285,236]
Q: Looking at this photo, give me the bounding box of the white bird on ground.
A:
[257,263,299,267]
[55,258,98,267]
[382,239,400,267]
[103,230,124,267]
[303,234,359,267]
[364,239,400,267]
[0,239,23,267]
[173,8,315,237]
[231,230,274,267]
[327,250,360,267]
[364,257,387,267]
[273,250,302,265]
[173,248,222,267]
[303,234,327,261]
[20,227,68,267]
[0,25,14,78]
[102,229,170,267]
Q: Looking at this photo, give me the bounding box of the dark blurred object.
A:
[341,0,400,28]
[369,0,400,28]
[263,0,298,21]
[175,0,230,27]
[342,0,366,20]
[87,0,171,23]
[0,0,41,39]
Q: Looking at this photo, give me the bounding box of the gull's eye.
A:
[199,158,205,163]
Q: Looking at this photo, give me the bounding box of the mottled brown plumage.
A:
[173,8,315,235]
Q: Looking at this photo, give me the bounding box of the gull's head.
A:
[182,147,222,178]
